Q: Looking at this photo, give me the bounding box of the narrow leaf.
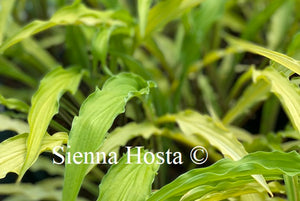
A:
[97,148,160,201]
[0,56,37,87]
[226,36,300,75]
[146,0,204,37]
[0,94,30,113]
[92,26,114,68]
[173,110,271,195]
[181,180,266,201]
[147,151,300,201]
[0,178,63,201]
[0,132,68,179]
[222,79,270,125]
[19,67,83,180]
[0,0,15,44]
[62,73,155,201]
[284,175,300,201]
[267,0,294,50]
[252,67,300,134]
[175,110,248,160]
[0,3,124,53]
[0,114,29,134]
[138,0,152,38]
[241,0,284,41]
[87,122,161,172]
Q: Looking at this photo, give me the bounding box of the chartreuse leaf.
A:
[0,132,68,179]
[0,3,124,53]
[138,0,152,38]
[222,78,270,125]
[0,114,29,134]
[284,175,300,201]
[181,180,266,201]
[226,36,300,75]
[174,110,248,160]
[147,151,300,201]
[19,67,83,181]
[62,73,155,201]
[0,94,29,113]
[183,180,287,201]
[267,0,294,50]
[170,110,271,195]
[92,26,116,76]
[86,122,201,173]
[97,148,160,201]
[0,0,15,44]
[87,122,161,172]
[145,0,204,37]
[0,178,63,201]
[252,67,300,134]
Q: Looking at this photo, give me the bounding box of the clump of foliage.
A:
[0,0,299,200]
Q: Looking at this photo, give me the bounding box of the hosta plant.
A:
[0,0,299,200]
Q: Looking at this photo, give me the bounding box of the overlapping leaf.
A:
[19,67,83,180]
[0,132,67,179]
[147,151,300,201]
[0,3,125,53]
[252,67,300,135]
[226,36,300,75]
[87,122,161,172]
[62,73,155,201]
[165,110,271,195]
[97,148,160,201]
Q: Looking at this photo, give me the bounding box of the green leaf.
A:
[174,110,248,160]
[0,3,124,53]
[241,0,284,41]
[0,56,37,87]
[181,180,266,201]
[0,114,29,134]
[87,122,161,172]
[20,37,59,71]
[145,0,204,37]
[252,67,300,134]
[267,0,294,50]
[0,178,63,201]
[222,79,270,125]
[147,151,300,201]
[172,110,272,195]
[138,0,152,38]
[197,74,222,120]
[284,175,300,201]
[19,67,83,180]
[0,94,30,113]
[97,148,160,201]
[65,26,90,70]
[0,132,68,179]
[0,0,15,44]
[226,36,300,75]
[92,26,115,75]
[62,73,155,201]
